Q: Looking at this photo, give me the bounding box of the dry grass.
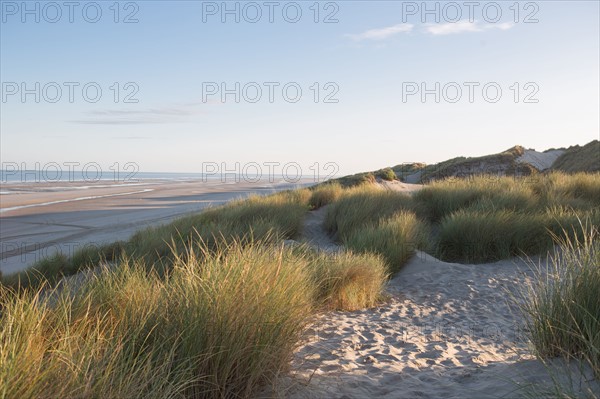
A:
[0,240,316,399]
[346,211,428,273]
[308,250,388,311]
[308,182,343,210]
[324,184,414,241]
[516,224,600,396]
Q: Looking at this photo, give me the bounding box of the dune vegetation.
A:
[517,225,600,395]
[1,171,599,398]
[308,181,344,210]
[551,140,600,173]
[323,173,599,264]
[1,241,317,399]
[1,186,390,399]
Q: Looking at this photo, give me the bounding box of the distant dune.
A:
[551,140,600,173]
[334,140,599,186]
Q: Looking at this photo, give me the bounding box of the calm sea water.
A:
[0,170,213,184]
[0,170,316,195]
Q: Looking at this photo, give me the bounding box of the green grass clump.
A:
[518,225,600,381]
[436,209,549,263]
[0,238,393,398]
[413,175,537,222]
[375,167,397,181]
[130,189,311,264]
[333,171,376,188]
[417,173,600,263]
[324,185,414,241]
[0,240,315,399]
[308,250,388,311]
[533,172,600,209]
[346,212,428,273]
[308,182,343,209]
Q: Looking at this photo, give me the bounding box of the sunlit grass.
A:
[346,211,428,273]
[324,184,414,241]
[0,240,315,399]
[308,182,343,210]
[515,224,600,396]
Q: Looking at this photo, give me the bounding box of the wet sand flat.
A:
[0,179,309,275]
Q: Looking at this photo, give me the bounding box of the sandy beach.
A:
[0,179,310,275]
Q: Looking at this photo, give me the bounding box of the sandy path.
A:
[281,206,598,398]
[286,253,536,398]
[300,206,341,253]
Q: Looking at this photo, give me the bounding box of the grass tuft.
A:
[324,185,414,241]
[308,250,388,311]
[517,224,600,385]
[308,182,343,210]
[0,239,316,399]
[346,211,428,273]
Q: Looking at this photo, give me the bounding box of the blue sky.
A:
[1,1,599,175]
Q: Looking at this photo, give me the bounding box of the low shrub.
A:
[375,168,397,181]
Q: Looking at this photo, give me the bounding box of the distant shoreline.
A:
[0,179,313,275]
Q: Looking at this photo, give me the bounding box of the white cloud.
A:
[426,20,481,35]
[347,20,513,41]
[493,22,514,31]
[70,103,208,125]
[346,24,414,41]
[425,20,514,35]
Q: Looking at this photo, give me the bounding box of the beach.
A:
[0,178,310,276]
[1,175,598,398]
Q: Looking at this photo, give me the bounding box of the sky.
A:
[1,0,599,176]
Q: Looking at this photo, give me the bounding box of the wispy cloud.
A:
[69,103,209,125]
[346,24,414,41]
[87,108,195,117]
[347,20,513,41]
[425,20,514,35]
[111,136,155,140]
[68,119,172,125]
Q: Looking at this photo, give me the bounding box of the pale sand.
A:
[517,149,565,171]
[281,251,598,398]
[280,195,598,398]
[376,180,423,193]
[0,179,311,275]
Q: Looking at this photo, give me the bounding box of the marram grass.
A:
[0,239,388,399]
[346,211,429,273]
[1,241,313,399]
[515,224,600,396]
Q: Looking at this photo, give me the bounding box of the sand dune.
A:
[282,251,597,398]
[517,149,565,171]
[276,202,599,398]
